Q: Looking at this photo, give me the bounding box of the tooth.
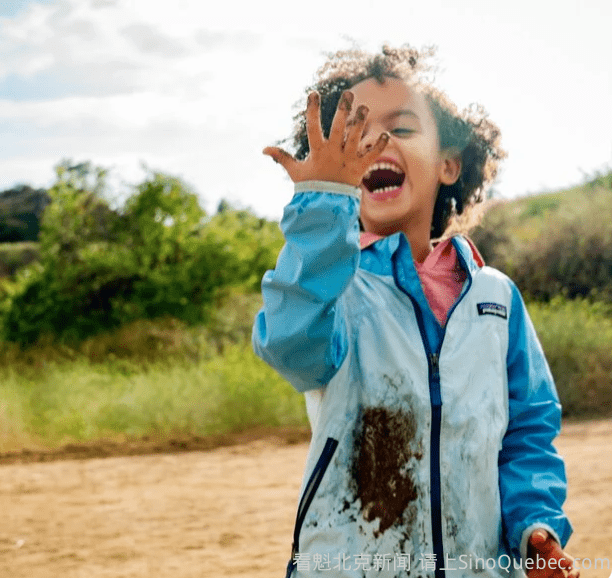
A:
[369,162,403,174]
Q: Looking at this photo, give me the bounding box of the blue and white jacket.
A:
[252,182,572,578]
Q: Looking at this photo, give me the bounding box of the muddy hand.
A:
[263,90,390,186]
[526,529,580,578]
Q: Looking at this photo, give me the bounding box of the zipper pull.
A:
[429,353,439,376]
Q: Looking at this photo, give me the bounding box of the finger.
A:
[328,91,354,147]
[305,92,324,152]
[532,534,576,578]
[540,540,569,566]
[559,553,574,570]
[263,146,298,175]
[359,132,390,159]
[535,544,568,571]
[530,530,550,549]
[343,105,369,154]
[556,551,574,572]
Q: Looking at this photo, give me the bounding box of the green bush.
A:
[472,172,611,303]
[0,162,283,345]
[0,290,264,375]
[511,186,611,303]
[529,297,611,418]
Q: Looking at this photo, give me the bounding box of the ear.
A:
[439,149,462,186]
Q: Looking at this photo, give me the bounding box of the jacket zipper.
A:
[429,245,474,578]
[428,352,445,578]
[286,437,338,578]
[394,237,474,578]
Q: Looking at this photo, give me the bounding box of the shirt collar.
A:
[360,231,484,273]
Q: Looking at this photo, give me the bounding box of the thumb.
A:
[262,147,299,181]
[263,146,294,166]
[530,529,549,548]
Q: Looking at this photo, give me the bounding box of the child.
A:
[253,46,577,578]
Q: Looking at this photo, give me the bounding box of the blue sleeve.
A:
[252,181,361,392]
[499,282,573,558]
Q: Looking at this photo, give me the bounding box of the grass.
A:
[528,297,611,418]
[489,169,612,245]
[0,241,39,277]
[0,292,610,453]
[0,344,308,453]
[0,291,309,452]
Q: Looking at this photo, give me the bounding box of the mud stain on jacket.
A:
[351,406,422,537]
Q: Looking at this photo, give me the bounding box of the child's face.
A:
[350,77,459,240]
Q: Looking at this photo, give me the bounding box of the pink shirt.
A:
[414,240,467,326]
[360,234,484,326]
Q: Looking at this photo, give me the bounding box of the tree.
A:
[1,162,284,344]
[0,185,50,242]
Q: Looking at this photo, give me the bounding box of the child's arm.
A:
[252,91,389,391]
[499,283,574,568]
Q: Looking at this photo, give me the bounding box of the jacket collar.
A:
[360,232,484,274]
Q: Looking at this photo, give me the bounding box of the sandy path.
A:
[0,419,610,578]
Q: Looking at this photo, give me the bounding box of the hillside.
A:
[474,170,611,244]
[469,170,611,302]
[1,170,611,284]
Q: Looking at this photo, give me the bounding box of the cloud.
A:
[194,29,261,50]
[120,23,188,57]
[0,0,203,97]
[0,0,271,104]
[0,0,610,221]
[90,0,117,8]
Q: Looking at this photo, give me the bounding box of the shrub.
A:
[511,186,611,303]
[0,162,283,345]
[472,172,611,303]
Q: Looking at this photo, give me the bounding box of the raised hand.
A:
[263,90,390,187]
[526,529,580,578]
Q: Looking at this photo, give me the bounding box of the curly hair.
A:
[287,45,507,239]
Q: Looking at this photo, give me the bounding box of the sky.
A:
[0,0,611,219]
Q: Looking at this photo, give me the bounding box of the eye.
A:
[390,127,415,137]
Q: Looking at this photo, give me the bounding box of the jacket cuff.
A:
[294,180,361,200]
[520,523,562,560]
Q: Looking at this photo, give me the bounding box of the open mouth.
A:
[362,162,405,194]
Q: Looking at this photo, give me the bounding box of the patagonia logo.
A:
[477,302,508,319]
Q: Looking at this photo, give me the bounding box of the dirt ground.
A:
[0,419,610,578]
